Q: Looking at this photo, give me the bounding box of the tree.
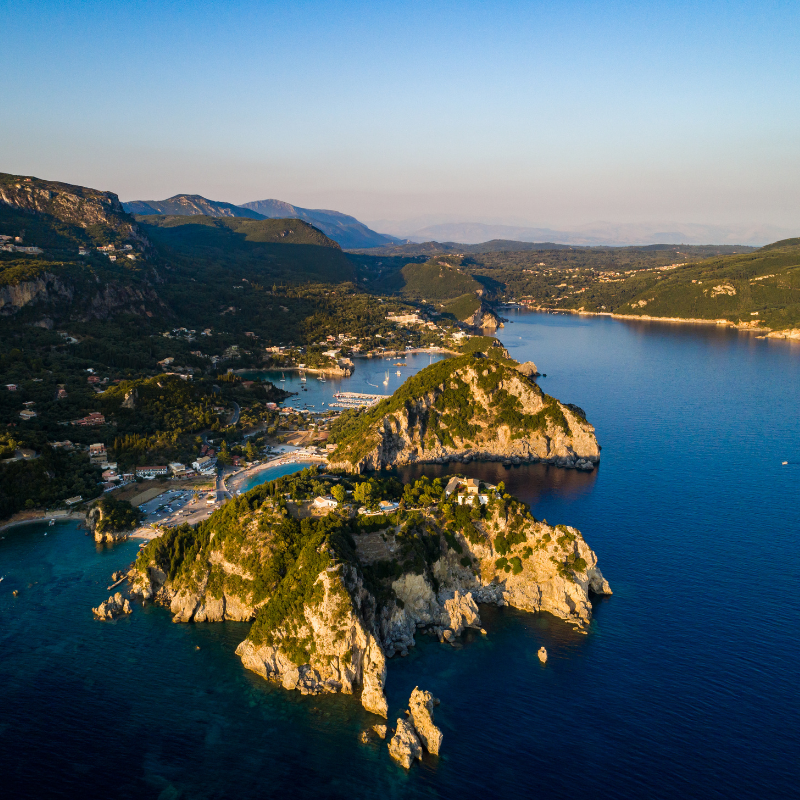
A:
[331,484,346,504]
[353,482,373,507]
[244,440,256,461]
[217,440,232,466]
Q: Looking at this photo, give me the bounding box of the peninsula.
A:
[328,343,599,472]
[130,468,611,719]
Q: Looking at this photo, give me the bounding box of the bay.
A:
[1,310,798,798]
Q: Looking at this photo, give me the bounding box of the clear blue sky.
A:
[1,0,798,231]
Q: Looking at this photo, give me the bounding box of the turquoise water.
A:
[2,311,799,798]
[246,350,448,412]
[236,461,317,494]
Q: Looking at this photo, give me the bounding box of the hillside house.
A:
[19,409,37,420]
[72,412,105,426]
[312,496,338,510]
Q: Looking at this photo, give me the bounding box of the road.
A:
[229,401,240,426]
[216,471,232,503]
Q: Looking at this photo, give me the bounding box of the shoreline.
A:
[515,305,800,339]
[226,454,327,494]
[0,509,87,534]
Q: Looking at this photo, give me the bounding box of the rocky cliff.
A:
[129,471,611,719]
[329,353,600,472]
[0,172,146,247]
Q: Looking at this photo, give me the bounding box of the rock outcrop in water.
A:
[328,353,600,473]
[93,592,132,620]
[129,469,610,719]
[388,687,443,767]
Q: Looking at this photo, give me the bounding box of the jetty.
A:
[329,391,390,409]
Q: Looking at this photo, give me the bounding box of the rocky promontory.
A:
[328,352,599,472]
[129,469,611,719]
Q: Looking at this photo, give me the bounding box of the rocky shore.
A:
[329,354,600,473]
[129,473,611,720]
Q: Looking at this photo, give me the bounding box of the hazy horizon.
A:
[2,1,799,237]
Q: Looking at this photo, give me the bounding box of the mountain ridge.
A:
[122,193,400,249]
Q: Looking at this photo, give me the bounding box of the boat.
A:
[280,372,286,382]
[49,519,55,526]
[300,372,306,382]
[383,371,390,386]
[396,370,402,376]
[782,461,789,465]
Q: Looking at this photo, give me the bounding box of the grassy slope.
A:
[139,215,355,284]
[576,240,800,330]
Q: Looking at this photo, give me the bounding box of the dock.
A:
[329,391,390,409]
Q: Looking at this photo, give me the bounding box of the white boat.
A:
[396,370,402,376]
[49,519,55,526]
[300,373,306,382]
[280,372,286,382]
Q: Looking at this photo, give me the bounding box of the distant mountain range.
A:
[366,220,797,248]
[122,194,401,250]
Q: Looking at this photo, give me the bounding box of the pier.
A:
[329,391,391,409]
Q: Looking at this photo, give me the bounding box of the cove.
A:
[1,310,797,799]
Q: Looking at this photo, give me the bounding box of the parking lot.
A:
[138,489,214,527]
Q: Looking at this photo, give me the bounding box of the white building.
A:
[312,496,338,510]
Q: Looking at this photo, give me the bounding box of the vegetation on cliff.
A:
[132,468,610,709]
[328,352,586,468]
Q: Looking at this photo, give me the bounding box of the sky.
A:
[1,0,798,236]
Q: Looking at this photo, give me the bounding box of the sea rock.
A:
[516,361,539,377]
[94,529,129,544]
[408,687,443,755]
[373,724,388,740]
[575,458,595,471]
[538,647,547,664]
[359,730,371,744]
[388,718,423,769]
[93,592,132,620]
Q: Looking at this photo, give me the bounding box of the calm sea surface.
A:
[1,310,798,799]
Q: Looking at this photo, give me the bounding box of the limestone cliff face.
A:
[463,305,502,330]
[130,476,610,719]
[0,273,73,316]
[236,565,389,717]
[131,556,260,623]
[0,174,146,246]
[330,356,600,472]
[0,268,163,319]
[362,510,611,658]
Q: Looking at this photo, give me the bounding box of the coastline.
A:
[0,509,87,534]
[517,305,800,339]
[225,454,327,494]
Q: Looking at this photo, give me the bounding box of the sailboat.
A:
[280,372,286,382]
[318,375,326,382]
[383,371,390,386]
[300,372,306,382]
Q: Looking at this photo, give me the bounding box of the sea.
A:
[1,310,798,799]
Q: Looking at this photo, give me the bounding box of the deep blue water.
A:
[1,311,798,799]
